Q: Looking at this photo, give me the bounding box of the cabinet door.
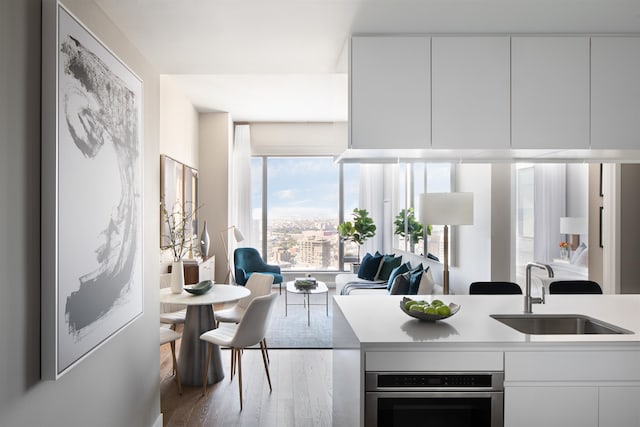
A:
[505,386,598,427]
[350,36,430,149]
[199,256,215,281]
[511,37,590,149]
[431,36,510,149]
[599,387,640,426]
[591,37,640,149]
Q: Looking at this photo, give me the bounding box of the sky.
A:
[252,157,357,220]
[251,157,451,221]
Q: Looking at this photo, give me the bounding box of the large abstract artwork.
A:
[41,2,143,379]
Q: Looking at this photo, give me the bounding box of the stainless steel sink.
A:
[490,314,633,335]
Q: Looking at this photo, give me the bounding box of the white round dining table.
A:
[160,284,250,386]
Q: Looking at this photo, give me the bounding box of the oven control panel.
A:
[366,372,504,391]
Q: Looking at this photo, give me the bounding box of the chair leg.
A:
[202,343,213,396]
[236,348,243,411]
[230,346,236,380]
[170,341,182,395]
[260,340,272,392]
[262,338,270,364]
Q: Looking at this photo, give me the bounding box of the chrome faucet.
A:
[524,262,554,313]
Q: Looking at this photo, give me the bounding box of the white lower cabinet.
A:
[599,387,640,427]
[504,350,640,427]
[505,386,598,427]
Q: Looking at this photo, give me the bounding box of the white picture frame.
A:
[41,0,144,380]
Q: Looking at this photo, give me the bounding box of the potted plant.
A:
[338,208,376,266]
[394,208,431,252]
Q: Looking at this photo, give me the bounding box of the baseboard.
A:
[151,413,163,427]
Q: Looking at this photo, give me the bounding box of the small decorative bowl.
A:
[400,297,460,321]
[184,280,213,295]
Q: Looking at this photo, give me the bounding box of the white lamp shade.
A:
[560,217,586,235]
[419,192,474,226]
[233,227,245,242]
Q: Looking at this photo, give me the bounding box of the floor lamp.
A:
[220,226,244,284]
[419,192,474,295]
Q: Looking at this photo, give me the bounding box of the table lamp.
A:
[560,217,587,251]
[419,192,474,295]
[220,225,244,283]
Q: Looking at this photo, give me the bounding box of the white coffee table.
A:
[285,281,328,326]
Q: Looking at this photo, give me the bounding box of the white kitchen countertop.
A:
[333,294,640,349]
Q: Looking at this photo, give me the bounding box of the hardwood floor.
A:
[160,330,333,427]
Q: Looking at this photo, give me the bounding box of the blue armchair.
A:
[234,248,284,293]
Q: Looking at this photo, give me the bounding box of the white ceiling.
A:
[95,0,640,122]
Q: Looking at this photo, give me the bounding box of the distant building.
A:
[299,235,332,268]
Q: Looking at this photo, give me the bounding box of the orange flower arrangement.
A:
[559,242,569,248]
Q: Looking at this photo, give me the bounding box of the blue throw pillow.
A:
[408,268,424,295]
[409,263,423,275]
[358,252,384,281]
[387,262,411,290]
[377,255,403,281]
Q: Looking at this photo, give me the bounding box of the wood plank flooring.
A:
[160,330,333,427]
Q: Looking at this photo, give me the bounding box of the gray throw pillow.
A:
[389,271,411,295]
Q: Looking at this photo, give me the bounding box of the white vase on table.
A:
[170,260,185,294]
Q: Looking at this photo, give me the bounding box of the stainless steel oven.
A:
[365,371,504,427]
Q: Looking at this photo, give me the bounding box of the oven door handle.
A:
[366,390,503,399]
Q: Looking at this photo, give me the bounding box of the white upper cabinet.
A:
[431,37,510,149]
[350,36,430,149]
[591,37,640,149]
[511,37,590,149]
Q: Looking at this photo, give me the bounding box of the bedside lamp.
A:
[560,217,587,251]
[419,192,474,295]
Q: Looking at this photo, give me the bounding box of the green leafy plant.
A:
[338,208,376,259]
[394,208,431,248]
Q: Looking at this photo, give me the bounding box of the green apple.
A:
[437,305,451,316]
[405,300,418,310]
[431,299,444,307]
[424,306,438,315]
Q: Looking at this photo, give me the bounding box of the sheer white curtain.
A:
[533,164,566,263]
[359,163,397,256]
[230,125,252,255]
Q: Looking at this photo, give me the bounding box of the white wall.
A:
[159,75,200,271]
[199,113,233,284]
[451,164,493,294]
[0,1,162,426]
[250,122,348,155]
[160,75,199,169]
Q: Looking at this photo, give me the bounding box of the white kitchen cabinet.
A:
[599,387,640,426]
[591,37,640,149]
[505,386,598,427]
[350,36,430,149]
[431,36,510,149]
[504,350,640,427]
[511,37,590,149]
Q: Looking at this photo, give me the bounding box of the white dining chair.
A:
[160,272,186,330]
[160,326,182,395]
[200,292,278,410]
[215,273,274,361]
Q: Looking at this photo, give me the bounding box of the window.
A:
[252,156,357,272]
[342,163,361,269]
[395,162,452,260]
